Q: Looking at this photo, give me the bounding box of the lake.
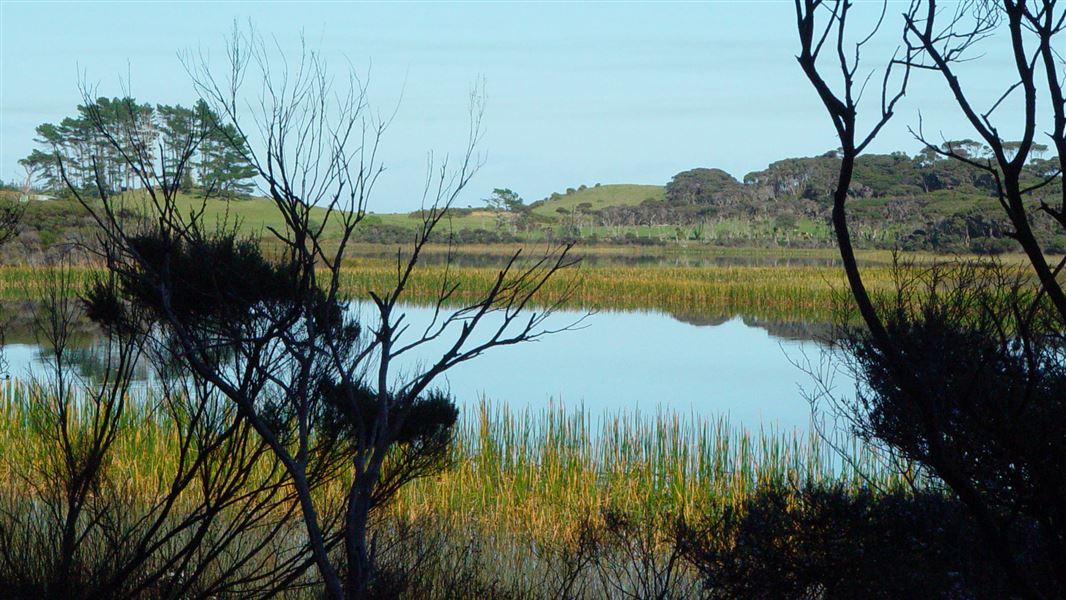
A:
[0,303,851,431]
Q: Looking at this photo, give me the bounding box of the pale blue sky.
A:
[0,1,1021,210]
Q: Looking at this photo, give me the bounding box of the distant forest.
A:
[492,142,1060,253]
[416,144,1064,253]
[4,97,1065,254]
[596,143,1062,253]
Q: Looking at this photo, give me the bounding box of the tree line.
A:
[652,144,1062,243]
[12,99,1064,254]
[662,143,1057,213]
[524,144,1063,251]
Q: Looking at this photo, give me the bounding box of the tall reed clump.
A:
[336,263,899,321]
[390,399,909,537]
[0,383,912,534]
[1,260,1034,323]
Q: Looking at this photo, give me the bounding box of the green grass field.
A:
[11,179,1036,256]
[365,209,497,231]
[139,186,970,248]
[116,184,663,232]
[128,192,350,237]
[529,184,664,217]
[113,187,834,249]
[0,253,1049,326]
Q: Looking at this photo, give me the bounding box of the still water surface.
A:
[1,304,850,431]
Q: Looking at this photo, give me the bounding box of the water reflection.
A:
[0,301,847,430]
[667,312,834,342]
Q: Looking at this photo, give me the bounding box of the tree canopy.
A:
[19,97,256,198]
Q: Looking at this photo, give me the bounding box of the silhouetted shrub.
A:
[679,485,1012,599]
[85,230,313,332]
[835,261,1066,597]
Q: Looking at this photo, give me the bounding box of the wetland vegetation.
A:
[2,0,1066,598]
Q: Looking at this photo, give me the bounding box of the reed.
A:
[0,261,902,322]
[0,381,905,538]
[0,379,915,597]
[0,379,290,510]
[390,399,906,536]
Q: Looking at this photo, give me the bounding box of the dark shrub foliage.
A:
[680,485,1014,600]
[319,380,458,447]
[87,231,303,329]
[848,316,1066,509]
[834,262,1066,597]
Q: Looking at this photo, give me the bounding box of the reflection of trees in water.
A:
[741,316,832,342]
[37,343,154,383]
[667,310,832,342]
[666,312,733,328]
[1,300,152,382]
[4,301,832,368]
[0,300,98,345]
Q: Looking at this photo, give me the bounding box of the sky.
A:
[0,1,1027,211]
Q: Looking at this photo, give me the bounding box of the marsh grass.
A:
[0,376,914,598]
[392,399,907,534]
[0,261,902,322]
[0,378,903,543]
[1,252,1041,323]
[373,401,913,598]
[0,379,321,598]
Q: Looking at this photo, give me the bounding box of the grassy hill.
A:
[367,209,500,232]
[121,193,537,240]
[6,177,1049,255]
[6,183,667,241]
[529,184,664,217]
[164,194,330,235]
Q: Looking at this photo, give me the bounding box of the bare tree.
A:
[794,0,912,345]
[0,257,317,599]
[795,1,1066,597]
[52,28,580,599]
[899,0,1066,317]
